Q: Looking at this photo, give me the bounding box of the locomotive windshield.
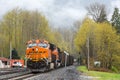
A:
[38,43,48,48]
[28,43,37,48]
[27,42,48,48]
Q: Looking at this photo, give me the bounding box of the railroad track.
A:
[0,66,90,80]
[0,68,26,75]
[8,73,35,80]
[23,66,81,80]
[0,68,31,80]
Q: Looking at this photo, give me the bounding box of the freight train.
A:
[25,39,74,72]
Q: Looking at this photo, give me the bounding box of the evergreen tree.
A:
[11,48,20,59]
[111,8,120,33]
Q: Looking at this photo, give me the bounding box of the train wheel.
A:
[54,62,57,69]
[45,64,50,71]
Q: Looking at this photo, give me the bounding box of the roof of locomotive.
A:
[26,39,48,45]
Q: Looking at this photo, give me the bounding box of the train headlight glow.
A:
[36,48,38,51]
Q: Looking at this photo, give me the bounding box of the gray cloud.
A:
[0,0,87,27]
[111,0,120,9]
[0,0,117,27]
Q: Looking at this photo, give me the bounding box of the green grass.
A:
[77,66,120,80]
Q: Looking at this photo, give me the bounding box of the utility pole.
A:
[25,55,27,67]
[10,41,12,60]
[87,37,90,71]
[79,52,81,65]
[9,41,12,66]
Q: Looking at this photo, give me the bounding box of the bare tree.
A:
[86,2,107,23]
[73,20,82,33]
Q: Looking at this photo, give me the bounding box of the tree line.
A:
[74,3,120,72]
[0,8,67,58]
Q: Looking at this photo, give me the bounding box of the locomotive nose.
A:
[31,47,47,54]
[32,48,38,52]
[32,48,34,51]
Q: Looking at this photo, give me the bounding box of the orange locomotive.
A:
[26,39,60,72]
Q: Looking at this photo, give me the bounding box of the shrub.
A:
[111,66,119,73]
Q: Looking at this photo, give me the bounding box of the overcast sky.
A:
[0,0,120,27]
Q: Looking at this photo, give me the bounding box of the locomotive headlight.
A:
[36,48,38,51]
